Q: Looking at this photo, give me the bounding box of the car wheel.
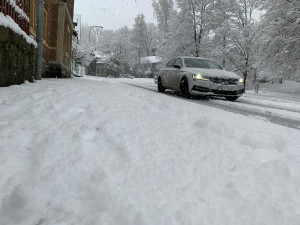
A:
[158,77,165,92]
[180,77,191,98]
[225,96,239,101]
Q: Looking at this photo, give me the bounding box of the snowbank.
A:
[0,78,300,225]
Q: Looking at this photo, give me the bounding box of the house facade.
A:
[88,59,111,77]
[30,0,74,78]
[87,52,120,77]
[133,56,162,78]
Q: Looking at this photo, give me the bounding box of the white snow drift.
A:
[0,78,300,225]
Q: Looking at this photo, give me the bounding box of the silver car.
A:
[157,57,244,101]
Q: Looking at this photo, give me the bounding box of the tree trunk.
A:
[243,71,247,90]
[223,35,226,68]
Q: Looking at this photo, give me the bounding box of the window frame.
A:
[174,58,183,67]
[166,58,176,68]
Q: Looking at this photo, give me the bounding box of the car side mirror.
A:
[174,64,181,69]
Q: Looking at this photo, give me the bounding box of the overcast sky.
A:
[74,0,156,30]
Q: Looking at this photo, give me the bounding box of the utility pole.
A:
[35,0,45,80]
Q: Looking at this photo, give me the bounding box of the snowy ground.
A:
[120,78,300,129]
[1,77,300,225]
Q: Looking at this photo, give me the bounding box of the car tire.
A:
[225,96,239,101]
[180,77,191,98]
[158,77,165,92]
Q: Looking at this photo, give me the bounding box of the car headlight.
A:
[238,78,244,83]
[192,74,209,81]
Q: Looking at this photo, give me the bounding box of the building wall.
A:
[30,0,74,78]
[95,64,107,77]
[88,60,96,76]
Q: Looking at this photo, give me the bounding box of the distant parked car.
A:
[157,56,244,101]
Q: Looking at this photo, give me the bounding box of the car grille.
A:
[212,89,245,95]
[192,86,210,92]
[209,77,238,85]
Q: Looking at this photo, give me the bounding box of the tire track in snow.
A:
[121,82,300,130]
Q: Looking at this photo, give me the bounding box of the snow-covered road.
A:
[1,77,300,225]
[120,78,300,129]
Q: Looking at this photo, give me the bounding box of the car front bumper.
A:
[190,80,244,97]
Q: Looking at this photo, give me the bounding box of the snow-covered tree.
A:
[152,0,174,32]
[109,27,132,74]
[71,36,96,66]
[146,23,159,56]
[174,0,213,57]
[208,0,233,68]
[224,0,261,87]
[70,23,102,66]
[153,0,216,60]
[258,0,300,80]
[132,14,149,63]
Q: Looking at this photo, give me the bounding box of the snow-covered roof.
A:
[90,51,111,63]
[91,51,102,59]
[141,56,163,64]
[96,57,110,64]
[95,55,111,64]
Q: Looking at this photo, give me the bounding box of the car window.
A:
[174,58,183,67]
[184,58,222,69]
[166,59,176,67]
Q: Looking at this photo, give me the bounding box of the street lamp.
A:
[89,26,103,42]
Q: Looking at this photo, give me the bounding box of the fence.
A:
[0,0,30,35]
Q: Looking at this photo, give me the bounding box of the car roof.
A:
[177,56,212,60]
[169,56,220,64]
[165,56,221,66]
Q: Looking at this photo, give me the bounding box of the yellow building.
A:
[30,0,74,77]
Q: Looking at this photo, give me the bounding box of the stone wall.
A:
[0,25,36,87]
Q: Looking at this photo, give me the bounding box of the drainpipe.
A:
[35,0,44,80]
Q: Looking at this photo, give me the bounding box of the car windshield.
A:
[184,58,223,69]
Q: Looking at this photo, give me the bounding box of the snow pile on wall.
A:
[0,12,36,47]
[7,0,30,22]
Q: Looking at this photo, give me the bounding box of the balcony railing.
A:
[0,0,30,35]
